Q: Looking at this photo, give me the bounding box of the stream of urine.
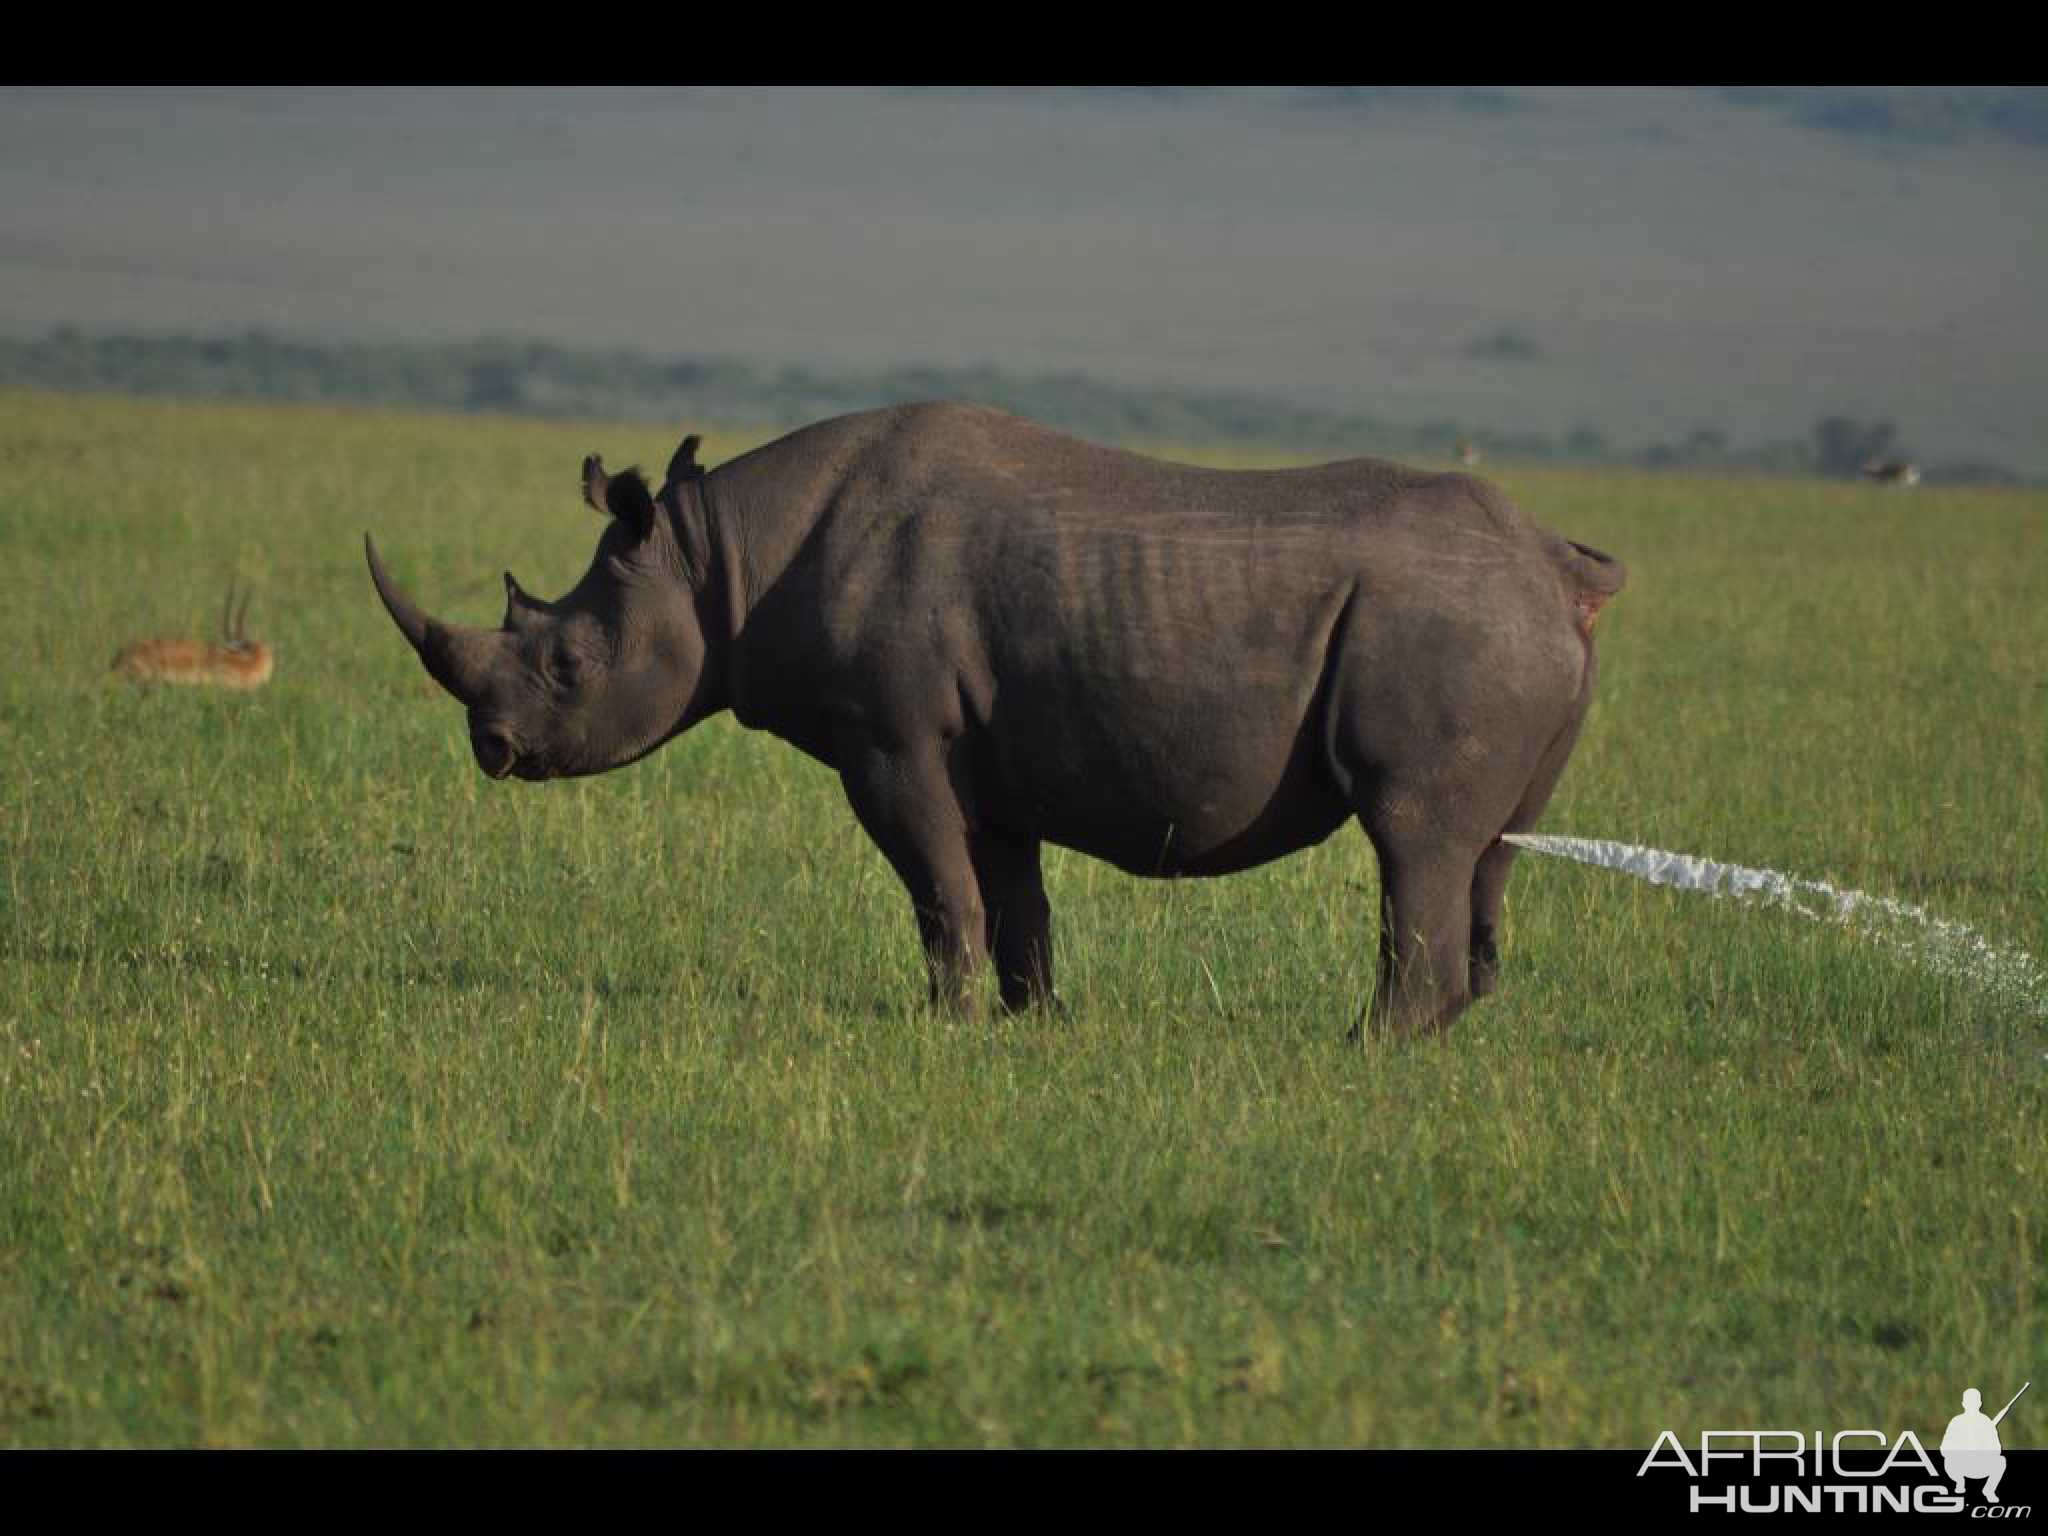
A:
[1503,833,2048,1019]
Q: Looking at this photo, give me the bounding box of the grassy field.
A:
[1,390,2043,1448]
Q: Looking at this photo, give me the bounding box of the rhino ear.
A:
[664,432,704,487]
[580,454,657,540]
[605,468,658,540]
[581,453,612,515]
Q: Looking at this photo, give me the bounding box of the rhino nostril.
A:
[472,727,516,779]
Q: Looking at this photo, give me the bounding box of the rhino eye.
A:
[549,651,584,689]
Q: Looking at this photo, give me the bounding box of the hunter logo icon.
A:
[1944,1383,2027,1504]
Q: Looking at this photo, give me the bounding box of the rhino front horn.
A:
[364,534,500,704]
[366,534,430,652]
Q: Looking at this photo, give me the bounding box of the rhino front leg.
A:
[971,829,1056,1012]
[834,727,989,1011]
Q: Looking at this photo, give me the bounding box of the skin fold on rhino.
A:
[367,403,1624,1035]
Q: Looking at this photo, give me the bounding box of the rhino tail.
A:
[1546,535,1626,637]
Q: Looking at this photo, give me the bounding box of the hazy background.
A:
[2,85,2043,475]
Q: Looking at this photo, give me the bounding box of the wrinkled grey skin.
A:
[368,403,1625,1035]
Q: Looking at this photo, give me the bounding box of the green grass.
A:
[1,391,2043,1447]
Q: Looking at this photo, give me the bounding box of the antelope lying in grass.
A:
[113,580,274,689]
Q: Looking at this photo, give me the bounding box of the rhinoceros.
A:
[366,403,1623,1034]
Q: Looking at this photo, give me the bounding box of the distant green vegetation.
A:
[0,329,2022,483]
[1,392,2043,1447]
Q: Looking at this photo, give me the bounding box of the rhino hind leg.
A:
[1468,731,1578,998]
[971,829,1056,1012]
[1471,653,1598,996]
[834,726,990,1011]
[1468,843,1514,999]
[1355,826,1487,1038]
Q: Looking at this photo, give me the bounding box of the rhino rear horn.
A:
[502,570,552,626]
